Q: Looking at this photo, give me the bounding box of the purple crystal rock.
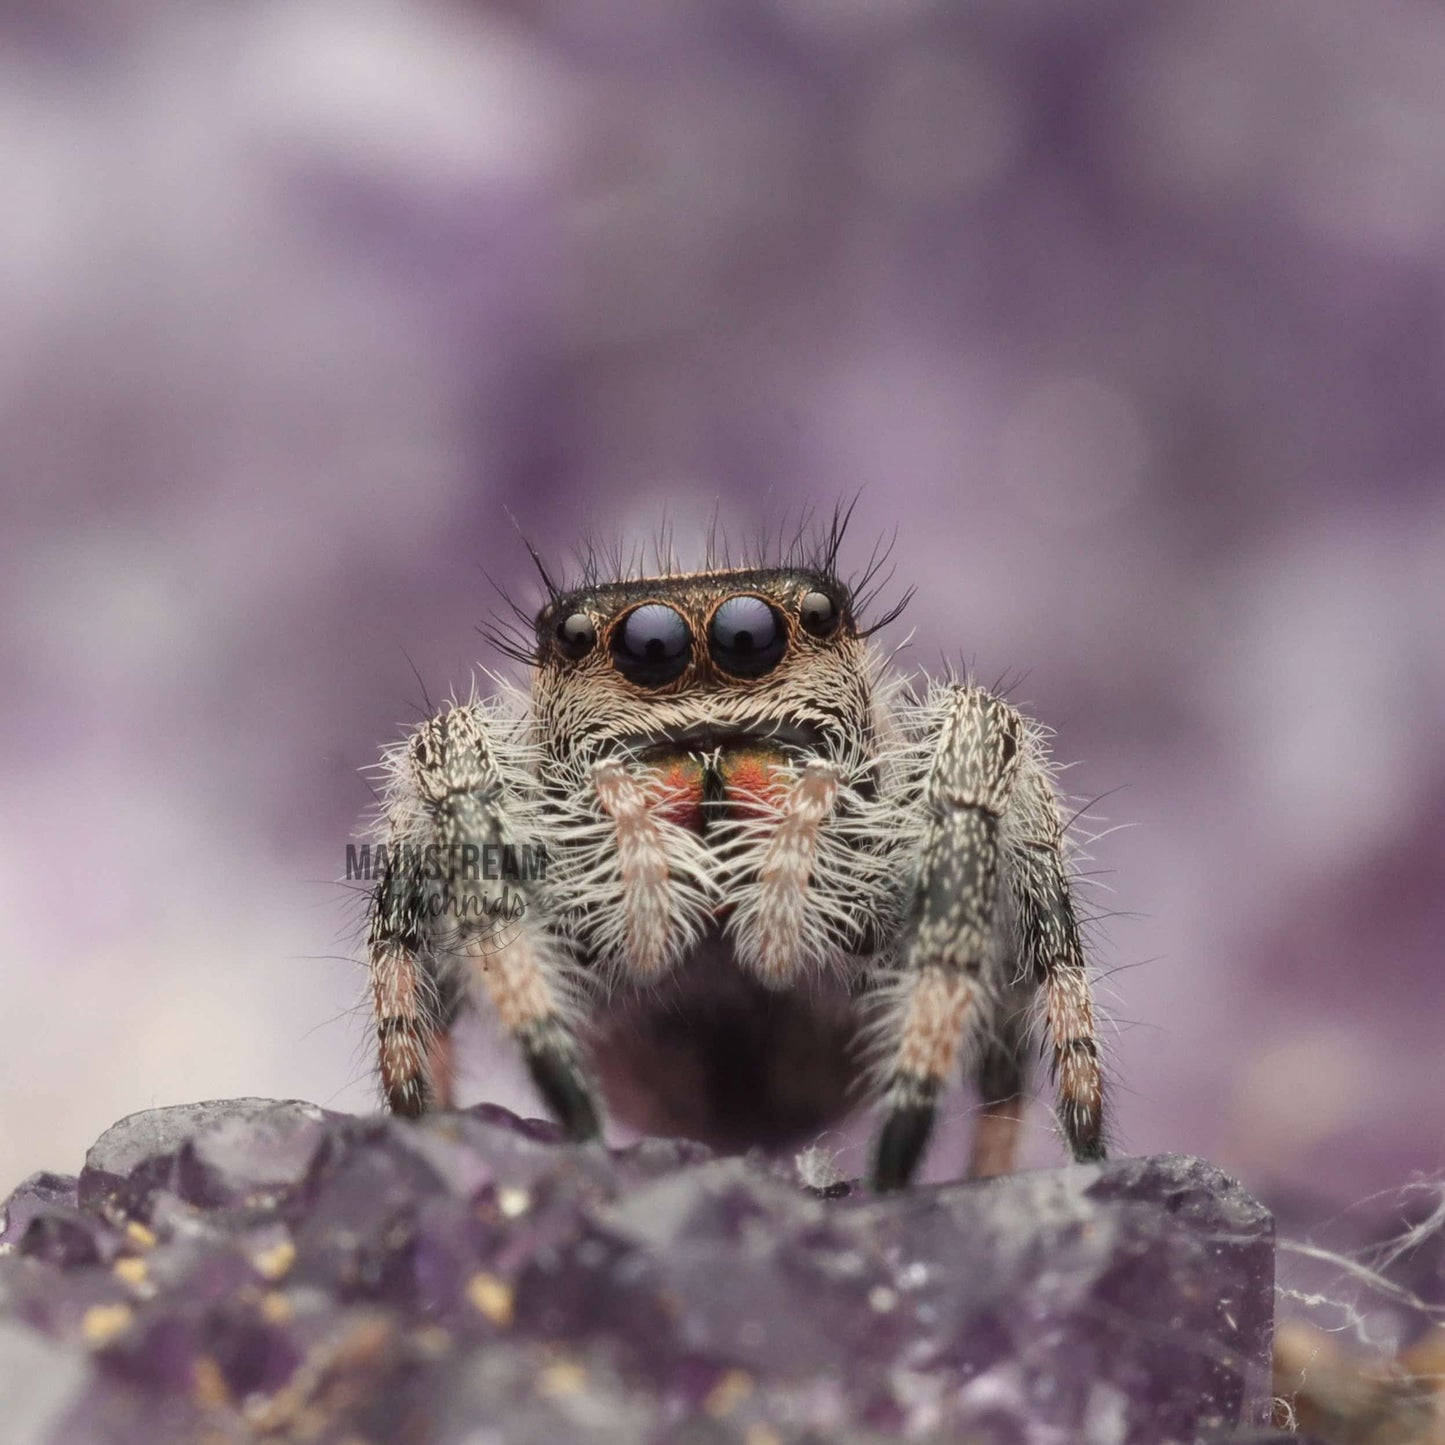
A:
[0,1100,1281,1443]
[0,1174,79,1250]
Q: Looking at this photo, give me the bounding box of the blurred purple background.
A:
[2,0,1441,1255]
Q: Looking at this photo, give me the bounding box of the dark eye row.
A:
[554,591,840,687]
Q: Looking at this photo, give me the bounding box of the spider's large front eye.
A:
[612,603,692,687]
[555,612,597,660]
[709,595,787,678]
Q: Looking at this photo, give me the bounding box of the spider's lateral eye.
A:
[709,594,787,678]
[555,612,597,659]
[612,602,692,687]
[799,590,841,637]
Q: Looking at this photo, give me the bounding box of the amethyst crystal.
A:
[0,1100,1281,1443]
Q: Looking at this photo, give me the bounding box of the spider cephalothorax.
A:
[366,539,1108,1189]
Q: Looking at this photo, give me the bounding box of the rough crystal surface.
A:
[0,1100,1282,1443]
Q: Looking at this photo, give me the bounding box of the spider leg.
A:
[967,991,1031,1178]
[870,685,1021,1191]
[368,855,462,1115]
[426,1030,458,1111]
[1007,759,1107,1162]
[367,705,600,1140]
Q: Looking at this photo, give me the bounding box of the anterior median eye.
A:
[612,603,692,686]
[709,595,787,678]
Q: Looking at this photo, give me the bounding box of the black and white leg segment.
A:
[465,926,600,1142]
[367,705,601,1140]
[368,847,464,1115]
[1010,834,1106,1162]
[871,686,1022,1191]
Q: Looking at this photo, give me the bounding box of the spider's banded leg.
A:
[464,928,599,1142]
[371,961,434,1115]
[1009,787,1106,1160]
[870,687,1023,1192]
[368,706,601,1140]
[368,858,450,1116]
[967,997,1031,1179]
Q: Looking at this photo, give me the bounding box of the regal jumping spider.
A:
[365,529,1107,1190]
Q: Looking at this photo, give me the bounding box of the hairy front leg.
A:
[870,686,1023,1191]
[368,854,461,1115]
[367,705,600,1139]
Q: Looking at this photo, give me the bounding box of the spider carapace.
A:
[366,548,1107,1190]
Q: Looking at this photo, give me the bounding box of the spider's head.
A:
[530,567,879,820]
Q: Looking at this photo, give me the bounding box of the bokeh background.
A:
[2,0,1441,1314]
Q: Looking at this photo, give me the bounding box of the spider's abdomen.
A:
[584,931,863,1150]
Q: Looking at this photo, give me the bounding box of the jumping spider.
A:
[365,534,1107,1190]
